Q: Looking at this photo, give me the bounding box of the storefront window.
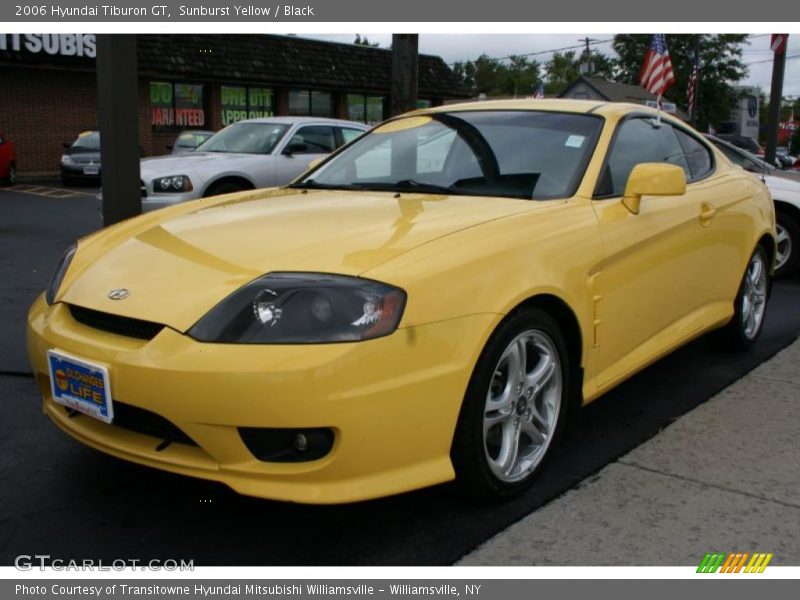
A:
[150,81,206,129]
[289,89,333,117]
[221,86,274,126]
[347,94,384,124]
[311,91,332,117]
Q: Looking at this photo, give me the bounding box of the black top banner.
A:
[1,0,795,22]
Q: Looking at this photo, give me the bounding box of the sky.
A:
[298,34,800,98]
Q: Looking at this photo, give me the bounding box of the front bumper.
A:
[141,192,199,212]
[61,165,101,180]
[27,296,497,503]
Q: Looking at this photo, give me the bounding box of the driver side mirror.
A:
[622,163,686,214]
[283,142,308,156]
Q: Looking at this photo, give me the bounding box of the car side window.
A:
[339,128,364,145]
[288,126,336,154]
[599,118,689,197]
[674,129,713,180]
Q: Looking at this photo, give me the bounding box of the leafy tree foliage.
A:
[451,54,542,97]
[354,34,379,47]
[613,34,749,130]
[543,49,616,95]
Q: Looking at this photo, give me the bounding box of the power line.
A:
[447,38,614,66]
[745,54,800,66]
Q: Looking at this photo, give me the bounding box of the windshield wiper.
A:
[356,179,458,194]
[288,179,367,191]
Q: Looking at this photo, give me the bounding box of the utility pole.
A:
[765,34,788,166]
[96,35,141,225]
[578,37,597,75]
[390,34,419,117]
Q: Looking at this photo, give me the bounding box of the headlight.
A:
[45,243,77,305]
[188,273,407,344]
[61,154,74,165]
[153,175,193,193]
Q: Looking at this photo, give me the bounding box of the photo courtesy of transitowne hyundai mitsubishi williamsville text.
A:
[28,100,776,504]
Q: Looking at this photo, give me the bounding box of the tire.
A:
[2,163,15,186]
[775,208,800,279]
[203,181,248,198]
[451,308,573,500]
[714,246,769,351]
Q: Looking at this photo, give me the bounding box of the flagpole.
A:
[656,94,662,124]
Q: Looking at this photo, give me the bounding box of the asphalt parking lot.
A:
[1,181,798,566]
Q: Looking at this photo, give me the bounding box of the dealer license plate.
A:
[83,165,99,176]
[47,350,114,423]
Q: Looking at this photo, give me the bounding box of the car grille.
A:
[68,304,165,341]
[62,402,198,447]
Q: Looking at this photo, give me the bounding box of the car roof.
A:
[414,98,669,120]
[233,116,368,128]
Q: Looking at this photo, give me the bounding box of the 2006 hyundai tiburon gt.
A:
[28,100,776,503]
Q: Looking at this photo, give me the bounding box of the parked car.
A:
[716,133,764,156]
[775,146,798,170]
[0,132,16,186]
[139,117,368,211]
[61,130,101,185]
[28,100,775,503]
[707,134,800,277]
[168,130,215,154]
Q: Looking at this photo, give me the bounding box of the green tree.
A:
[612,34,749,131]
[544,49,616,95]
[354,34,379,47]
[451,54,542,97]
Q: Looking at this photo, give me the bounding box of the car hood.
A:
[61,188,548,331]
[64,148,101,161]
[140,152,265,178]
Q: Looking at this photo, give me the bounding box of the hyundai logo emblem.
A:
[107,288,130,300]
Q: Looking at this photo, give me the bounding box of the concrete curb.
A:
[459,336,800,566]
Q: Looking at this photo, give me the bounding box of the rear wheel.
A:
[715,246,769,351]
[775,209,800,278]
[451,308,572,500]
[3,163,16,186]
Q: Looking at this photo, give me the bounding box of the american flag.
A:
[687,63,698,115]
[640,34,675,97]
[771,34,788,55]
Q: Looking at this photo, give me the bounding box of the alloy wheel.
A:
[741,252,768,340]
[775,222,792,271]
[483,330,562,483]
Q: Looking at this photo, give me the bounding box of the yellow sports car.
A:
[27,100,775,503]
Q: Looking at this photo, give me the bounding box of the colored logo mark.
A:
[54,369,69,392]
[697,552,773,573]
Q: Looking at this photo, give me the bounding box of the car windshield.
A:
[197,122,290,154]
[177,131,214,148]
[71,131,100,150]
[295,110,603,200]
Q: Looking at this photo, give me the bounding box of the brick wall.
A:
[0,68,98,174]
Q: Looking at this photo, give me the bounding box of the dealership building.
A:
[0,34,467,174]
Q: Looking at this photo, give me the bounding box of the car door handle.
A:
[700,203,716,225]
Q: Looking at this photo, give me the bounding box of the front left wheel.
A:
[451,308,572,500]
